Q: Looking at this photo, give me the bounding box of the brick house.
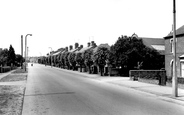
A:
[164,25,184,79]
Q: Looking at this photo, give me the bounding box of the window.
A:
[170,38,178,53]
[170,39,173,53]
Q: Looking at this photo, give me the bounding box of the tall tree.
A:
[8,45,16,66]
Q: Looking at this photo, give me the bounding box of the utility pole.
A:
[21,35,23,69]
[172,0,178,97]
[25,36,27,71]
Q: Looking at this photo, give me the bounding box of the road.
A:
[22,64,184,115]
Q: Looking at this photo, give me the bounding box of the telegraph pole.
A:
[21,35,23,69]
[172,0,178,97]
[25,36,27,71]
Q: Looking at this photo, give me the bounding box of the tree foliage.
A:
[0,48,9,66]
[68,52,76,68]
[0,45,23,67]
[110,35,164,70]
[75,52,84,67]
[15,54,24,66]
[92,47,110,67]
[8,45,16,65]
[83,49,93,67]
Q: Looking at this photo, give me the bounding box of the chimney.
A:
[69,45,73,50]
[93,43,97,47]
[80,45,83,49]
[75,43,79,49]
[65,47,68,51]
[91,41,96,47]
[87,42,90,47]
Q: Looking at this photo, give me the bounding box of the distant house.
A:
[164,25,184,78]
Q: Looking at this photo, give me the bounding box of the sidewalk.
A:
[52,66,184,105]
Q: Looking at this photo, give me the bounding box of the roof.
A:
[139,37,165,51]
[138,37,165,54]
[68,48,78,53]
[52,51,61,56]
[93,43,110,53]
[151,45,165,51]
[164,25,184,39]
[140,37,164,46]
[49,48,65,56]
[77,46,93,53]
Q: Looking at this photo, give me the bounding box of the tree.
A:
[92,47,110,76]
[64,52,70,69]
[60,53,65,68]
[68,52,76,70]
[0,48,9,66]
[75,52,84,71]
[15,54,24,66]
[7,45,16,66]
[110,35,164,76]
[83,48,93,73]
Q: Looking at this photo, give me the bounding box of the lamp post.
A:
[49,47,53,67]
[25,34,32,71]
[172,0,178,97]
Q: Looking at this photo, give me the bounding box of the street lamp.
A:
[25,34,32,71]
[49,47,53,67]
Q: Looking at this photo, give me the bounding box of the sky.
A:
[0,0,184,56]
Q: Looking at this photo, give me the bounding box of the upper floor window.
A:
[170,39,173,53]
[170,38,178,53]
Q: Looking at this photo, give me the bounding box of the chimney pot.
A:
[75,43,79,49]
[65,47,68,51]
[87,42,90,47]
[69,45,73,50]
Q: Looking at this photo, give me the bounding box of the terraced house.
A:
[164,25,184,79]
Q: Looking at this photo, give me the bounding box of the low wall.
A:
[129,70,166,85]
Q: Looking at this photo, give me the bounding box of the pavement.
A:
[1,64,184,105]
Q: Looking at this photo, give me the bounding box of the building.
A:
[164,25,184,78]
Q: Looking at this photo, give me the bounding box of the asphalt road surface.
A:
[22,64,184,115]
